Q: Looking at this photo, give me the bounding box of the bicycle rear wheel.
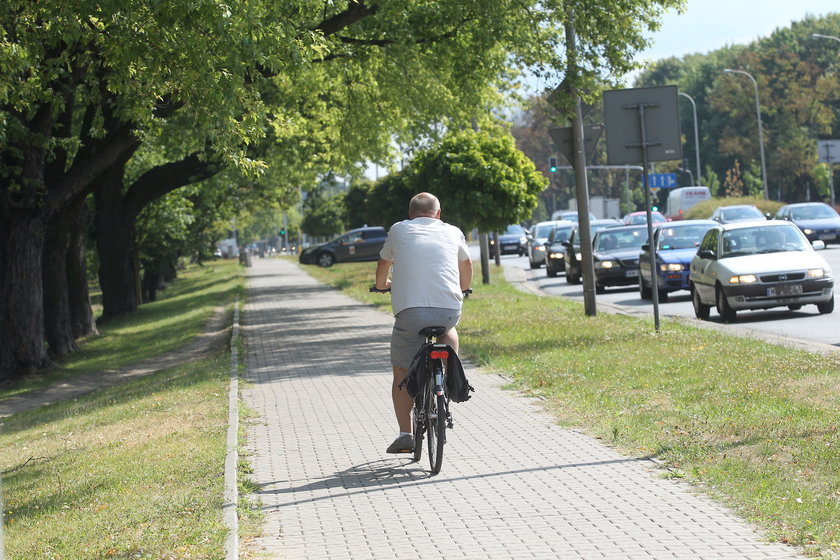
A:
[426,386,446,474]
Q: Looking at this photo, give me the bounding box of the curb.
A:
[223,298,240,560]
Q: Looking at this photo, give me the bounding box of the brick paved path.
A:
[241,258,804,560]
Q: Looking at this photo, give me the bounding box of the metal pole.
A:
[723,69,769,200]
[635,104,662,332]
[679,92,701,183]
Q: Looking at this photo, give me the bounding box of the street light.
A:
[678,91,701,184]
[723,69,769,200]
[812,33,840,43]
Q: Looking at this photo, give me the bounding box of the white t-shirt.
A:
[380,217,470,315]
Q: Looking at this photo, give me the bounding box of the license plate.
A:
[503,244,517,250]
[767,284,802,297]
[625,269,639,278]
[819,234,836,240]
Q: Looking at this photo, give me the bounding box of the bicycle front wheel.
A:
[427,390,446,475]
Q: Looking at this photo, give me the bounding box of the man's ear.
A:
[435,209,442,219]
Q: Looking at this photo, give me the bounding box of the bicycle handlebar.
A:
[370,285,472,297]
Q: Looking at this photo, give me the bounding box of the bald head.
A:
[408,192,441,219]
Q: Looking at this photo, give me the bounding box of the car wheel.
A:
[572,271,581,285]
[787,304,802,311]
[817,295,834,315]
[692,284,710,320]
[546,265,557,278]
[530,259,540,269]
[638,277,652,300]
[595,282,605,294]
[716,285,736,323]
[565,268,574,284]
[317,252,335,268]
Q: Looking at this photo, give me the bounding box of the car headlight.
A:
[535,244,545,251]
[575,253,582,261]
[802,228,814,235]
[729,274,758,284]
[596,260,618,269]
[807,268,828,278]
[659,263,684,272]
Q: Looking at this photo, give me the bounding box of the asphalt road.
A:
[481,245,840,350]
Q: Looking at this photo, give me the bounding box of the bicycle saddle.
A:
[419,326,447,338]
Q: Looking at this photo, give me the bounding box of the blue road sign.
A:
[648,173,678,189]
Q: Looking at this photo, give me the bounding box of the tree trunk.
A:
[66,197,98,340]
[43,207,78,358]
[94,160,138,319]
[0,213,52,379]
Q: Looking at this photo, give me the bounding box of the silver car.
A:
[527,220,573,268]
[689,221,834,322]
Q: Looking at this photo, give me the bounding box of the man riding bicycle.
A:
[375,192,472,453]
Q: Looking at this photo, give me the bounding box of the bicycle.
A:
[370,286,471,474]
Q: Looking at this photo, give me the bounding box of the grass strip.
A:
[304,260,840,559]
[1,259,244,400]
[1,354,231,559]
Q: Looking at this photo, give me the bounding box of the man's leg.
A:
[438,327,459,353]
[392,365,413,433]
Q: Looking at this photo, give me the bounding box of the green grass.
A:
[305,260,840,559]
[0,258,253,558]
[0,260,244,400]
[1,354,231,559]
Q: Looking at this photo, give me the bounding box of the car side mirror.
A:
[561,241,571,248]
[641,243,650,252]
[812,240,826,250]
[698,249,716,259]
[765,213,772,220]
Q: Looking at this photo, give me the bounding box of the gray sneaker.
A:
[386,434,414,454]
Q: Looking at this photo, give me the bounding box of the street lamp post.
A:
[813,34,840,205]
[723,69,769,200]
[678,91,701,184]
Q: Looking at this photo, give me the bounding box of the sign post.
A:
[604,85,683,332]
[817,140,840,205]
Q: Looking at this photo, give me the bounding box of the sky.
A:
[633,0,838,70]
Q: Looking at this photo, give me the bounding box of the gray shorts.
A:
[391,307,461,369]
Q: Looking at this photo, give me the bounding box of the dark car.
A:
[689,221,833,322]
[709,204,767,223]
[490,224,528,256]
[638,220,717,302]
[544,222,577,278]
[298,226,387,267]
[591,225,648,293]
[775,202,840,245]
[562,219,622,284]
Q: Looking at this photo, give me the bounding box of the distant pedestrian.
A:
[374,192,472,453]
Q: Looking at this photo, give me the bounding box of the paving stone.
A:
[241,258,806,560]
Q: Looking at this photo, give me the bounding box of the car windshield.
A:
[657,224,713,250]
[720,225,809,258]
[627,213,665,225]
[595,228,646,252]
[535,224,556,238]
[548,226,573,243]
[790,205,839,220]
[722,206,762,221]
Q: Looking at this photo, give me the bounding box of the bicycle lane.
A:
[241,257,804,560]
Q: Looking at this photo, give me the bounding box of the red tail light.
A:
[431,350,449,360]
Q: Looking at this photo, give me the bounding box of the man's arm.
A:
[375,258,392,290]
[458,259,472,292]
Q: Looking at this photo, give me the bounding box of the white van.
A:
[666,187,711,220]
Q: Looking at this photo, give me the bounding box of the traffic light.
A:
[548,157,558,173]
[279,228,286,236]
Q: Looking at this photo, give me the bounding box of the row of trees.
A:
[510,13,840,218]
[299,129,547,238]
[0,0,682,380]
